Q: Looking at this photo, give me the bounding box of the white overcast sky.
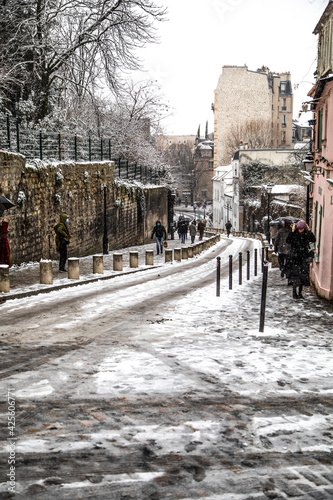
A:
[133,0,327,136]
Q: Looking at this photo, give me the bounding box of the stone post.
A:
[40,260,53,285]
[165,249,173,263]
[182,247,189,259]
[113,253,123,271]
[68,258,79,280]
[93,255,103,274]
[174,248,181,262]
[0,265,10,293]
[188,246,193,258]
[145,250,154,266]
[271,253,279,268]
[130,251,139,268]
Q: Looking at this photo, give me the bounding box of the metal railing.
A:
[0,114,162,184]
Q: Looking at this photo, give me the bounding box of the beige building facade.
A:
[214,65,293,168]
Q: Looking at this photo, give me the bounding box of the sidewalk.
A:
[2,237,212,301]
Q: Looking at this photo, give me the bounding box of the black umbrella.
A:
[0,195,15,212]
[270,216,300,226]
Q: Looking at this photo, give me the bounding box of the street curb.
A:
[2,265,162,301]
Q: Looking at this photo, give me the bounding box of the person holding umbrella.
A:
[0,195,15,267]
[286,220,316,299]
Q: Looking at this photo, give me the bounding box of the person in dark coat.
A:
[189,220,196,244]
[54,213,71,272]
[225,221,232,237]
[177,217,188,244]
[151,220,167,255]
[274,221,292,280]
[0,210,11,267]
[286,220,316,299]
[197,219,206,241]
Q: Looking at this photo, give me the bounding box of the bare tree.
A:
[224,119,273,159]
[0,0,166,122]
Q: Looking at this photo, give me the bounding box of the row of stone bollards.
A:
[0,234,221,294]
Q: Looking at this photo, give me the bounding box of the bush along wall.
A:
[0,152,169,265]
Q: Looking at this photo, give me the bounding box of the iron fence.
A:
[0,114,162,184]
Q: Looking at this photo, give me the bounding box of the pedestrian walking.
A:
[189,220,197,244]
[0,210,11,267]
[225,220,232,237]
[286,220,316,299]
[151,220,167,255]
[54,213,71,272]
[198,219,206,241]
[274,221,292,281]
[177,216,188,244]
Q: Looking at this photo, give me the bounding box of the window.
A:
[282,132,286,143]
[280,81,287,94]
[282,115,286,128]
[282,98,287,111]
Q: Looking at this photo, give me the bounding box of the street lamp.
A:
[224,199,232,223]
[103,185,109,254]
[266,182,274,246]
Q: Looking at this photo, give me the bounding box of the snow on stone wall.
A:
[0,152,168,265]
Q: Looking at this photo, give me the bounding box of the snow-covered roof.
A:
[197,143,212,150]
[294,142,310,150]
[212,166,233,181]
[271,184,304,194]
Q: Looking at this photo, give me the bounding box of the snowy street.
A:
[1,236,333,499]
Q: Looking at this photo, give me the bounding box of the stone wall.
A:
[0,152,169,265]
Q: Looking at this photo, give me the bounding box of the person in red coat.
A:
[0,211,11,267]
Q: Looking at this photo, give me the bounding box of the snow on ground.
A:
[0,235,333,498]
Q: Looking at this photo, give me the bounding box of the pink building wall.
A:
[310,81,333,300]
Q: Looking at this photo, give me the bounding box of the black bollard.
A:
[261,247,265,273]
[247,250,250,280]
[254,248,258,277]
[216,257,221,297]
[259,263,269,332]
[229,255,233,290]
[239,252,242,285]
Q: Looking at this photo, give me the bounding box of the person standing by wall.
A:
[0,210,11,267]
[54,213,71,272]
[286,220,316,299]
[151,220,167,255]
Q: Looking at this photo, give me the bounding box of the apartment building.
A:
[213,65,293,168]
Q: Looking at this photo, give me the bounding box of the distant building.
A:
[292,121,312,143]
[212,159,240,231]
[156,135,196,149]
[212,147,307,232]
[193,139,214,203]
[307,0,333,300]
[213,65,293,168]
